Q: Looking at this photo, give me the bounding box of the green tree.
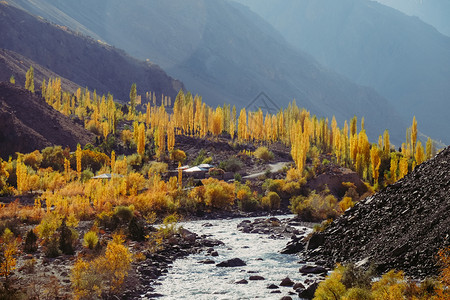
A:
[25,65,35,93]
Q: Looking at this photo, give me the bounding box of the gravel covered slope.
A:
[303,146,450,278]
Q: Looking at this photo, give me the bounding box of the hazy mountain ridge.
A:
[0,2,183,103]
[375,0,450,37]
[236,0,450,144]
[5,0,407,143]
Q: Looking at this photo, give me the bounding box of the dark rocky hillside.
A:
[5,0,407,143]
[0,2,183,102]
[0,48,80,93]
[302,146,450,278]
[0,82,94,158]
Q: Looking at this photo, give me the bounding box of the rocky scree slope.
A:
[302,146,450,278]
[0,82,94,158]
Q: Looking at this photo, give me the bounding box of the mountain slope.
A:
[0,2,183,103]
[303,146,450,278]
[5,0,407,143]
[375,0,450,37]
[0,48,80,93]
[236,0,450,144]
[0,82,94,158]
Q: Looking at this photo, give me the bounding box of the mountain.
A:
[0,82,94,158]
[302,145,450,278]
[375,0,450,37]
[0,2,183,103]
[235,0,450,144]
[4,0,407,143]
[0,48,80,93]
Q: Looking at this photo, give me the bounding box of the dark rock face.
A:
[302,146,450,278]
[216,258,247,267]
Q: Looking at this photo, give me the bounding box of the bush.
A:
[71,235,132,298]
[170,149,186,163]
[201,178,235,209]
[234,173,242,182]
[290,191,339,221]
[24,229,38,253]
[192,149,207,166]
[254,146,274,162]
[114,206,134,223]
[158,214,179,238]
[80,169,94,182]
[262,179,284,193]
[236,186,259,212]
[148,162,168,176]
[41,146,66,172]
[202,157,213,164]
[83,231,99,250]
[125,172,146,195]
[127,153,143,169]
[208,168,225,177]
[261,191,281,211]
[128,217,146,241]
[219,157,244,172]
[339,196,355,212]
[58,219,76,255]
[23,150,43,170]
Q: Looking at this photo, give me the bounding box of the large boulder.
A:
[216,258,246,267]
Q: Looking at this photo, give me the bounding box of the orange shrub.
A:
[201,178,235,209]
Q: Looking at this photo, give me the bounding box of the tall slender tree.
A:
[129,83,137,115]
[25,66,34,93]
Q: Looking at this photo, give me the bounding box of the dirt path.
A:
[242,162,289,179]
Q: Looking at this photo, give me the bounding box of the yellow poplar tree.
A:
[0,229,19,282]
[76,144,82,178]
[25,66,34,93]
[237,108,247,142]
[383,129,390,156]
[167,120,175,152]
[178,162,182,189]
[111,151,116,172]
[137,123,146,155]
[411,116,417,155]
[399,157,409,179]
[370,144,381,185]
[425,137,434,160]
[230,105,236,140]
[414,141,425,167]
[389,155,398,184]
[16,157,27,194]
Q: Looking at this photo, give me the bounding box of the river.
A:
[149,215,316,299]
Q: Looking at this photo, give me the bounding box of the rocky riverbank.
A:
[124,228,224,299]
[295,146,450,279]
